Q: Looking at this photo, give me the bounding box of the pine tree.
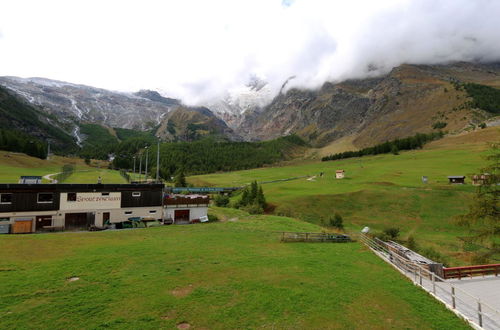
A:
[457,143,499,261]
[174,169,187,187]
[257,186,266,209]
[250,181,258,203]
[241,187,250,206]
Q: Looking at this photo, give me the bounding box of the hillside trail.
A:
[43,172,60,183]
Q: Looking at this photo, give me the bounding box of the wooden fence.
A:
[280,232,351,243]
[443,264,500,280]
[359,233,500,329]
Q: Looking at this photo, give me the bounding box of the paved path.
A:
[450,276,500,319]
[43,172,60,183]
[360,235,500,329]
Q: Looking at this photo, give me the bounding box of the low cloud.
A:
[1,0,499,104]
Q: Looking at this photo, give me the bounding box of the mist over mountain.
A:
[1,0,500,106]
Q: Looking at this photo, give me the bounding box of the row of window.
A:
[0,193,53,204]
[124,210,157,215]
[0,192,143,204]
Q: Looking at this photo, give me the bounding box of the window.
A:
[0,217,9,222]
[132,192,141,197]
[101,192,110,196]
[67,192,77,202]
[149,210,157,214]
[37,193,54,203]
[124,211,132,215]
[0,193,12,204]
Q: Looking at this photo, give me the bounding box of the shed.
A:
[472,173,490,186]
[448,176,465,184]
[335,170,345,179]
[19,176,42,184]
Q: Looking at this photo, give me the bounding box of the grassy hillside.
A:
[0,85,77,153]
[0,151,125,183]
[0,209,468,329]
[191,127,499,265]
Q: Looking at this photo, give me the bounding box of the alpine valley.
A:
[0,61,499,157]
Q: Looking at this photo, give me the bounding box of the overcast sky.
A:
[1,0,500,104]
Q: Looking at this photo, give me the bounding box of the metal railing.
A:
[359,233,500,330]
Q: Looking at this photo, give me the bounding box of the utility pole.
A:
[145,146,149,182]
[139,153,142,182]
[133,156,136,181]
[156,140,160,182]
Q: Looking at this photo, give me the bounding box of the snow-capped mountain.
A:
[206,77,274,130]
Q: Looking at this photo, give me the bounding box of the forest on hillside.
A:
[322,132,444,161]
[112,135,306,178]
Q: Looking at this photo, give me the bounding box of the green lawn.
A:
[0,209,469,329]
[0,151,125,184]
[64,169,127,184]
[191,133,497,266]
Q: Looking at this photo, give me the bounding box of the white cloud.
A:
[0,0,499,104]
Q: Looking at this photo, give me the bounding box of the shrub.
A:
[432,121,447,129]
[407,235,418,250]
[383,227,400,240]
[214,194,230,207]
[329,213,344,230]
[207,214,219,222]
[243,203,264,215]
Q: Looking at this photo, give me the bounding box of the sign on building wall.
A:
[59,192,121,210]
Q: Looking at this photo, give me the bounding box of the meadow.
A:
[191,128,499,265]
[0,209,469,329]
[0,151,125,184]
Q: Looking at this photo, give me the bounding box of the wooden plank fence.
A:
[443,264,500,280]
[280,231,351,243]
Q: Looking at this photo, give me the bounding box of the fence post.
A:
[478,300,483,327]
[451,286,456,309]
[432,272,436,295]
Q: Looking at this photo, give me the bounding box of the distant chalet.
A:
[335,170,345,179]
[448,176,465,184]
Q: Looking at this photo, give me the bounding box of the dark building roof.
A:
[0,183,164,193]
[20,176,42,179]
[447,176,465,179]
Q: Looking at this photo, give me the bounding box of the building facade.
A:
[164,194,209,224]
[0,183,163,233]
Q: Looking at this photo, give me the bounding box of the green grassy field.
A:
[63,169,127,184]
[0,209,469,329]
[191,128,499,265]
[0,151,125,184]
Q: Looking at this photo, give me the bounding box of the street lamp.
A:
[133,156,136,181]
[144,146,149,182]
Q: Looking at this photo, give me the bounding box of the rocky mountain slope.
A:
[1,62,498,153]
[0,77,178,132]
[156,106,240,142]
[0,85,77,152]
[238,62,500,149]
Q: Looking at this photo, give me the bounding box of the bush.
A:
[432,121,447,129]
[329,213,344,230]
[242,203,264,215]
[407,235,418,250]
[214,194,230,207]
[207,214,219,222]
[383,227,400,240]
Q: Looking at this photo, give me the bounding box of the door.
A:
[103,212,110,225]
[13,219,33,234]
[36,216,52,231]
[174,209,190,222]
[65,213,90,231]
